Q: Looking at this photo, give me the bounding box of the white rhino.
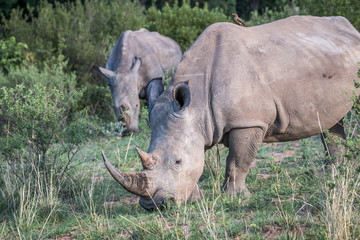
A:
[103,16,360,210]
[95,29,182,133]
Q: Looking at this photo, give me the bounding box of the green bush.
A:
[0,62,90,193]
[1,55,70,88]
[146,1,230,51]
[0,63,94,228]
[0,36,31,74]
[1,0,146,84]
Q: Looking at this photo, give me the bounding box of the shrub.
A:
[1,0,146,83]
[0,36,31,74]
[146,1,230,52]
[0,62,90,195]
[1,55,70,88]
[0,62,94,234]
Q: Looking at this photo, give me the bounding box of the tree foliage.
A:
[1,0,146,84]
[0,37,31,74]
[141,0,292,19]
[246,4,301,26]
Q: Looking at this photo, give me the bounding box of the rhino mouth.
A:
[119,112,141,135]
[139,191,168,211]
[122,127,141,136]
[139,197,165,211]
[119,106,140,134]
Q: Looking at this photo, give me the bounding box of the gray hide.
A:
[102,16,360,210]
[95,29,182,133]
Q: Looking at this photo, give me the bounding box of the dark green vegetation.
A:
[1,0,360,239]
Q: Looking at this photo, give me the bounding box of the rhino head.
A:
[95,58,143,134]
[102,81,206,210]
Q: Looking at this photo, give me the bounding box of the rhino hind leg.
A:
[221,128,264,196]
[188,183,203,201]
[321,119,346,165]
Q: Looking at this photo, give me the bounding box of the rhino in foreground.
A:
[102,16,360,210]
[95,29,182,133]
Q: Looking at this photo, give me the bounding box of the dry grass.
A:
[322,160,360,240]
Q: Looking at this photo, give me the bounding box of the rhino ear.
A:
[172,82,190,111]
[93,66,115,79]
[131,57,142,72]
[147,78,164,113]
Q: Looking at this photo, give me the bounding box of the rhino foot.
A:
[221,182,251,197]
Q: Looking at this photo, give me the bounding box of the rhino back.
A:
[106,29,182,82]
[173,16,360,145]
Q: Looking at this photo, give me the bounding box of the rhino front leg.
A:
[222,128,264,196]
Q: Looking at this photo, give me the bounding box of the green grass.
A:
[0,122,359,239]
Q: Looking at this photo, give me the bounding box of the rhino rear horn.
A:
[102,150,151,197]
[137,148,157,169]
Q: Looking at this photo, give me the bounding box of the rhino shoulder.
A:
[192,22,245,46]
[204,22,240,34]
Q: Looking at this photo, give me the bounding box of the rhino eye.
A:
[172,159,182,171]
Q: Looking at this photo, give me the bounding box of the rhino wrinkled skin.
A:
[103,16,360,211]
[95,29,182,133]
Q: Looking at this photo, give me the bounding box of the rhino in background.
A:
[94,29,182,134]
[102,16,360,211]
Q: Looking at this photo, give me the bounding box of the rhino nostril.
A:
[118,105,131,127]
[118,115,125,122]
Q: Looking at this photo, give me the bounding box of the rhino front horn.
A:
[102,150,152,197]
[136,148,157,169]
